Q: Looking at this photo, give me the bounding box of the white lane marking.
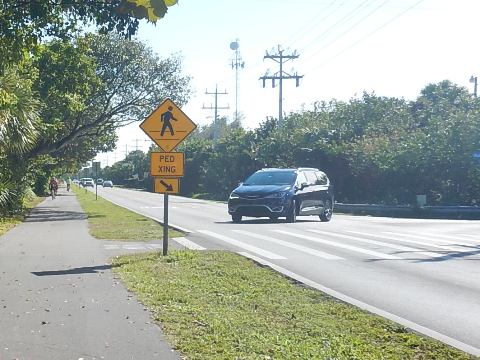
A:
[141,206,164,209]
[197,230,286,260]
[233,230,343,260]
[238,251,480,357]
[174,237,206,250]
[383,232,474,250]
[104,245,120,250]
[274,230,400,260]
[347,231,465,253]
[308,230,445,259]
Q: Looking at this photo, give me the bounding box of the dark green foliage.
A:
[165,83,480,205]
[0,0,178,71]
[108,81,480,206]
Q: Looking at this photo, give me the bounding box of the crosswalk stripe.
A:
[274,230,400,260]
[415,232,480,245]
[308,230,444,258]
[383,232,474,249]
[103,244,162,250]
[459,234,479,239]
[123,245,148,250]
[174,237,206,250]
[347,231,465,252]
[197,230,286,260]
[233,230,344,260]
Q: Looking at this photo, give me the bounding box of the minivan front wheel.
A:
[319,199,333,222]
[232,214,242,223]
[286,200,297,223]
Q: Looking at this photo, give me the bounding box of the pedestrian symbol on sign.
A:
[161,106,178,136]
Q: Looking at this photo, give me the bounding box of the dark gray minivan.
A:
[228,168,334,223]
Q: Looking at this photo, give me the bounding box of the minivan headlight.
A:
[229,192,240,199]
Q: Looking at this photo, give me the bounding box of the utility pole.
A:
[202,84,229,143]
[259,45,303,127]
[132,138,150,152]
[470,75,478,97]
[230,39,245,123]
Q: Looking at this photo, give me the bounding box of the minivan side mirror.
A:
[238,182,243,187]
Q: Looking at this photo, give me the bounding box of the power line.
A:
[297,0,373,54]
[244,1,370,77]
[284,0,344,49]
[302,0,390,69]
[306,0,426,72]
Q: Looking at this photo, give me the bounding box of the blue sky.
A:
[95,0,480,166]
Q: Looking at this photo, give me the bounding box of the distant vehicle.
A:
[228,168,334,223]
[102,180,113,188]
[96,178,104,185]
[82,178,95,187]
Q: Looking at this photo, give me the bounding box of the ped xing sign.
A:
[150,152,184,177]
[140,98,197,152]
[154,178,180,194]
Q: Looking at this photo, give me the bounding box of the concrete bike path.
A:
[0,189,180,360]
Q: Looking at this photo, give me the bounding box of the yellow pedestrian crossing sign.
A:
[140,98,197,152]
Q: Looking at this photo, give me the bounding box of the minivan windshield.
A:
[244,171,296,186]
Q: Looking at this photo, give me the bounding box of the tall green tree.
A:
[0,0,179,69]
[0,65,40,213]
[30,33,191,165]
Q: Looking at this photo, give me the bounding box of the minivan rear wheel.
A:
[286,200,297,223]
[319,199,333,222]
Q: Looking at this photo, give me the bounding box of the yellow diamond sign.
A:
[140,98,197,152]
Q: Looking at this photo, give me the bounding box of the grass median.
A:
[72,185,182,241]
[112,251,475,360]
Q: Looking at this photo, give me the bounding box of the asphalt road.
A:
[91,185,480,356]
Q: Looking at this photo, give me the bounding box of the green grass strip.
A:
[112,250,475,360]
[0,196,44,236]
[73,185,182,241]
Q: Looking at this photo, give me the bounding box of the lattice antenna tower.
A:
[230,39,245,123]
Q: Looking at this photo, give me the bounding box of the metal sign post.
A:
[93,161,101,200]
[163,194,169,255]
